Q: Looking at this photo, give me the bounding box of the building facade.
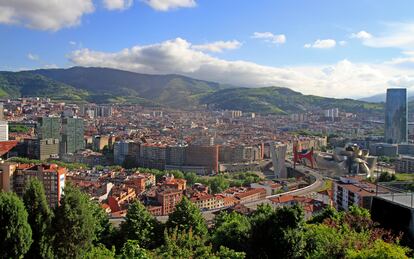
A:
[385,88,407,144]
[395,156,414,173]
[0,162,66,207]
[37,117,61,140]
[61,117,85,154]
[0,121,8,141]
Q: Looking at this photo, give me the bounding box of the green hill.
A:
[33,67,231,108]
[0,67,391,115]
[201,86,385,115]
[0,71,88,101]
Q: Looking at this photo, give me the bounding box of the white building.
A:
[0,121,8,141]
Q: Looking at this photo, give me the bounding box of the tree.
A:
[167,170,185,179]
[216,246,246,259]
[308,206,341,224]
[23,179,54,259]
[52,185,97,258]
[90,201,114,248]
[156,228,245,259]
[184,172,198,186]
[209,175,230,194]
[90,202,115,248]
[378,172,396,182]
[119,240,151,259]
[84,245,116,259]
[119,200,161,249]
[212,211,250,252]
[304,223,346,258]
[249,204,305,258]
[346,239,410,259]
[166,197,207,237]
[0,192,32,259]
[156,228,215,258]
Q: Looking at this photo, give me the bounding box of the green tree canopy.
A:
[52,185,97,258]
[23,179,54,259]
[119,240,151,259]
[209,175,230,194]
[346,239,410,259]
[155,228,245,259]
[166,197,208,237]
[212,211,251,252]
[120,200,161,249]
[90,201,114,248]
[84,245,116,259]
[249,204,305,258]
[0,192,32,259]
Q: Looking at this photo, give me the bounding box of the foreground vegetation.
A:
[0,178,412,259]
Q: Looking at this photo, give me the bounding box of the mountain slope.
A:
[0,67,393,115]
[359,92,414,103]
[0,71,88,101]
[33,67,231,108]
[201,87,384,115]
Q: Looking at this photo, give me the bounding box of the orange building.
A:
[156,189,183,215]
[108,185,136,212]
[234,188,266,203]
[0,162,66,207]
[186,145,219,174]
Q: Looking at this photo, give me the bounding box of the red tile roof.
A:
[0,140,18,156]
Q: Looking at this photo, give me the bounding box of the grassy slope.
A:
[201,86,384,115]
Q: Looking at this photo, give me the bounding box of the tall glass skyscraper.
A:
[385,88,407,144]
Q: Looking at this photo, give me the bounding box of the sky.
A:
[1,0,414,99]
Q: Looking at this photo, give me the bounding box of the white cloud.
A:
[388,75,414,88]
[0,0,94,31]
[69,41,77,46]
[252,32,286,44]
[69,37,414,98]
[304,39,336,49]
[27,53,39,61]
[192,40,241,53]
[339,40,347,46]
[143,0,196,11]
[351,30,373,40]
[354,23,414,49]
[103,0,133,10]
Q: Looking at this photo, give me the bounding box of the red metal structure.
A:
[293,143,314,169]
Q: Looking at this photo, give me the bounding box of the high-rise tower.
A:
[385,88,407,144]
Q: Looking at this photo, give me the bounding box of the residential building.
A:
[107,185,136,212]
[185,145,219,174]
[333,177,389,211]
[114,140,140,166]
[38,138,60,160]
[395,156,414,173]
[156,189,183,215]
[93,135,109,151]
[0,121,8,141]
[190,193,219,210]
[0,162,66,207]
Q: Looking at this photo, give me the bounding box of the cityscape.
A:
[1,1,414,258]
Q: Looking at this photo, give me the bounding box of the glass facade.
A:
[385,88,407,144]
[37,117,61,140]
[61,118,85,154]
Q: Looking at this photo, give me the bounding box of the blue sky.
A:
[1,0,414,98]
